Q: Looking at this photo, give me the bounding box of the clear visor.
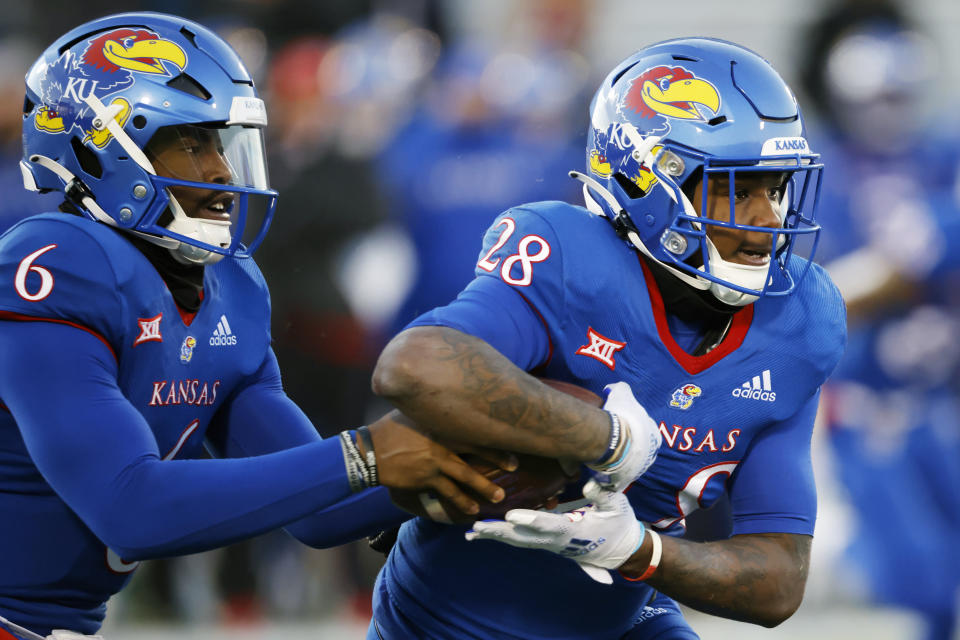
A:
[145,124,269,189]
[142,124,276,254]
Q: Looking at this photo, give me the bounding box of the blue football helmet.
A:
[572,37,822,305]
[21,12,277,264]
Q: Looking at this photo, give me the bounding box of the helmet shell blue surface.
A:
[22,12,276,261]
[582,37,822,303]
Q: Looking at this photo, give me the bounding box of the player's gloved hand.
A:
[466,484,645,584]
[585,382,661,493]
[465,482,643,584]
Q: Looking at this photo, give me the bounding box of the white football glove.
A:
[586,382,661,493]
[466,482,644,584]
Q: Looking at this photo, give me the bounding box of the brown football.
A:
[390,378,602,523]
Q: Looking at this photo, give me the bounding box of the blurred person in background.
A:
[363,0,592,337]
[799,2,960,639]
[241,14,444,623]
[0,37,58,232]
[0,11,509,639]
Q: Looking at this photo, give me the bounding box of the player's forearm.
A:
[373,326,610,461]
[284,486,410,548]
[98,439,356,560]
[622,532,810,627]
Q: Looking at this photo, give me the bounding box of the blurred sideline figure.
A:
[0,12,508,639]
[0,37,58,232]
[800,2,960,639]
[351,0,592,339]
[252,15,441,622]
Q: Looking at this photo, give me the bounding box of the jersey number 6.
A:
[14,244,57,302]
[477,218,551,287]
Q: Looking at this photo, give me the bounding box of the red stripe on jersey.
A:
[638,258,753,375]
[0,311,118,363]
[516,289,554,370]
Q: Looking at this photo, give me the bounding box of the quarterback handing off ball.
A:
[393,379,601,523]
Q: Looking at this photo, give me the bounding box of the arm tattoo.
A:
[440,328,608,457]
[645,533,811,627]
[380,327,609,460]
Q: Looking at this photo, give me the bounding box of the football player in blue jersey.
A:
[0,12,518,640]
[369,38,846,638]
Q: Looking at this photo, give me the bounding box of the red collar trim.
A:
[176,289,204,327]
[638,259,753,375]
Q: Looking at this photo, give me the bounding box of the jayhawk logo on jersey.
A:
[670,383,702,410]
[179,336,197,364]
[33,28,186,148]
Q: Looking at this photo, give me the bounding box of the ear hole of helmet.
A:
[614,172,647,199]
[70,137,102,179]
[23,96,34,116]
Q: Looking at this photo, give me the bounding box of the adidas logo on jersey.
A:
[732,370,776,402]
[210,315,238,346]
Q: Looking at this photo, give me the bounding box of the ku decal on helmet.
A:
[32,28,187,148]
[21,12,278,265]
[572,38,823,305]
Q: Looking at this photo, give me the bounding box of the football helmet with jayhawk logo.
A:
[573,38,823,305]
[21,12,277,264]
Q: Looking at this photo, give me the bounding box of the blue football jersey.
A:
[0,214,353,634]
[375,201,846,639]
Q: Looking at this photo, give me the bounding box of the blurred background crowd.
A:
[4,0,960,638]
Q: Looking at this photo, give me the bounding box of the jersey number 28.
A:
[477,218,551,287]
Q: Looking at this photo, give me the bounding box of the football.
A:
[391,378,602,523]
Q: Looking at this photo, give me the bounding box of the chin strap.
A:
[27,155,117,226]
[569,169,763,306]
[571,171,710,292]
[26,160,225,268]
[26,153,176,247]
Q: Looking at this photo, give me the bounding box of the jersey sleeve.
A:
[727,391,820,536]
[207,347,410,546]
[407,206,574,369]
[409,276,550,371]
[0,319,355,561]
[0,218,128,348]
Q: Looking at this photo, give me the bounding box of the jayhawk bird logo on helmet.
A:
[33,29,186,149]
[622,66,721,131]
